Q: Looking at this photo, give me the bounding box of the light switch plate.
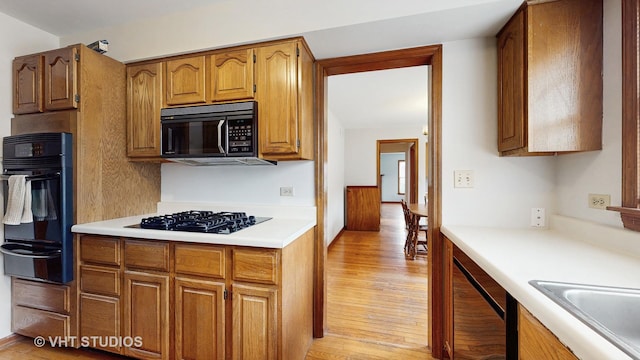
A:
[454,170,474,188]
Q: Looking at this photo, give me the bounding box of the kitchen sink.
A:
[530,280,640,360]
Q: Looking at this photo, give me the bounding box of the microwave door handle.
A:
[218,119,226,154]
[167,128,174,153]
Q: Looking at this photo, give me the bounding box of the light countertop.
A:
[442,215,640,360]
[71,202,317,249]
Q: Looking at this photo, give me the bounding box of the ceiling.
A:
[0,0,521,130]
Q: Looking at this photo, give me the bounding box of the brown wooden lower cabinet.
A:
[174,277,226,360]
[77,229,314,360]
[123,271,170,359]
[443,234,578,360]
[79,293,121,353]
[11,277,75,340]
[518,305,577,360]
[232,283,278,360]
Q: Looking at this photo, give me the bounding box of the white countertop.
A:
[71,203,317,249]
[442,215,640,360]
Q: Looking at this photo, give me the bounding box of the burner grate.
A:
[139,211,268,234]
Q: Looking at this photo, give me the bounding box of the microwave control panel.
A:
[227,118,255,155]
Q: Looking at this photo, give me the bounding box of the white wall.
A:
[0,12,59,339]
[441,38,556,228]
[344,127,428,194]
[161,161,315,206]
[555,0,623,228]
[380,153,405,202]
[327,109,345,245]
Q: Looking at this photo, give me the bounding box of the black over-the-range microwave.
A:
[160,101,275,166]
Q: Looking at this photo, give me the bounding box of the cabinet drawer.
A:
[80,265,121,296]
[175,244,225,278]
[124,240,169,271]
[81,235,121,266]
[13,278,70,313]
[232,248,280,285]
[12,305,70,339]
[80,293,122,354]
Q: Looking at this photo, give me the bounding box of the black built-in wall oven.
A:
[0,133,73,283]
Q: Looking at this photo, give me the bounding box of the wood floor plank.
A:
[306,203,433,359]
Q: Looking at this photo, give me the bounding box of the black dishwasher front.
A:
[452,245,518,359]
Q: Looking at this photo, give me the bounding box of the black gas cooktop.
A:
[136,210,271,234]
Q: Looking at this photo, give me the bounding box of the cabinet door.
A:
[497,9,525,152]
[123,271,170,359]
[166,56,206,106]
[13,54,43,114]
[175,277,226,360]
[44,47,78,111]
[232,284,277,360]
[255,42,299,157]
[519,305,577,360]
[80,293,122,354]
[211,49,254,102]
[127,63,163,158]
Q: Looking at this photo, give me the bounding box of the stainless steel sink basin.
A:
[530,280,640,359]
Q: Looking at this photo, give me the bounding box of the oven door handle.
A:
[0,243,61,259]
[1,172,61,182]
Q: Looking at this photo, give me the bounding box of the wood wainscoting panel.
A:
[345,186,381,231]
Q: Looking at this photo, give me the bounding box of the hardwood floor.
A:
[305,203,433,359]
[0,204,432,359]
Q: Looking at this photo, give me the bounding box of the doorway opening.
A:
[378,139,419,204]
[314,44,443,358]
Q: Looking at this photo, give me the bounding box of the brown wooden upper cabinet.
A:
[126,37,314,161]
[165,55,207,106]
[13,46,79,114]
[255,39,314,160]
[13,54,43,114]
[210,49,254,102]
[497,0,603,156]
[127,62,163,159]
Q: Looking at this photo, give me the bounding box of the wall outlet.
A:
[280,186,294,197]
[454,170,474,188]
[530,208,545,227]
[588,194,610,210]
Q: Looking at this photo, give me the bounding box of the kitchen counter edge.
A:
[72,214,316,249]
[442,218,640,360]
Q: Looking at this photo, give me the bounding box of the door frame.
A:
[314,44,443,357]
[377,139,419,204]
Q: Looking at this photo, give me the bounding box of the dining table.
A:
[408,203,429,218]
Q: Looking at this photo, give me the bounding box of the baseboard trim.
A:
[0,334,23,350]
[328,227,345,249]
